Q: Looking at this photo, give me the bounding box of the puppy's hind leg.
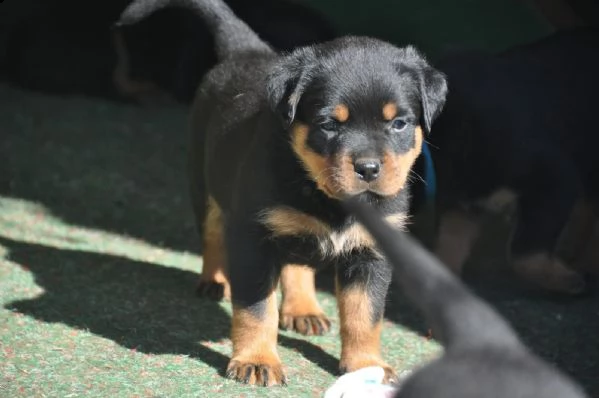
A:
[556,199,597,269]
[434,208,481,275]
[196,196,230,301]
[279,264,331,335]
[510,162,586,294]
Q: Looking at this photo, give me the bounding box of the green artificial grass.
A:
[1,76,597,397]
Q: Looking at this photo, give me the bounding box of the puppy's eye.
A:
[391,118,408,132]
[319,120,338,132]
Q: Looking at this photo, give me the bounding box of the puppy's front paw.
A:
[512,254,587,295]
[226,354,287,386]
[339,358,398,385]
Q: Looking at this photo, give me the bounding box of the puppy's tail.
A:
[116,0,272,60]
[344,198,523,351]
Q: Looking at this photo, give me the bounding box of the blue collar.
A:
[421,140,436,202]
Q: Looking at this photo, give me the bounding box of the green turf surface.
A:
[1,79,598,398]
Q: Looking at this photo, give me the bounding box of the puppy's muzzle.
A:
[353,158,381,183]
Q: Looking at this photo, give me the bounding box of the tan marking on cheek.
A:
[333,104,350,122]
[382,102,398,121]
[414,125,424,155]
[291,122,336,197]
[334,154,360,194]
[290,124,363,198]
[377,126,424,196]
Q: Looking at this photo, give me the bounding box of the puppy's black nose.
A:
[354,158,381,182]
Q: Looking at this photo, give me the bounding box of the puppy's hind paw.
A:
[226,358,287,387]
[513,254,587,295]
[196,278,230,301]
[280,313,331,336]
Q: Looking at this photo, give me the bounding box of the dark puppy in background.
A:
[118,0,338,103]
[422,28,599,295]
[345,198,588,398]
[119,0,447,387]
[0,0,335,104]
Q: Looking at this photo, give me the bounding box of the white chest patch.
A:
[258,206,409,258]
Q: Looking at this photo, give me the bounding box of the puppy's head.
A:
[267,37,447,200]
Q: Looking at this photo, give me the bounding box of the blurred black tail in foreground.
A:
[344,198,519,350]
[343,198,587,397]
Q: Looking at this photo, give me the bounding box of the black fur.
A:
[344,198,588,398]
[118,0,447,385]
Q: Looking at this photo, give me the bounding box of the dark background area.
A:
[1,0,599,396]
[2,0,598,106]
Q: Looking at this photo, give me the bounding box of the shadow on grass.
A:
[1,236,230,371]
[1,235,339,377]
[1,85,197,254]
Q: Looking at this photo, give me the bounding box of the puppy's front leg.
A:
[224,220,285,386]
[336,252,396,383]
[434,208,481,275]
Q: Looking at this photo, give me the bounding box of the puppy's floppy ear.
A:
[402,46,448,133]
[418,65,448,133]
[266,47,317,126]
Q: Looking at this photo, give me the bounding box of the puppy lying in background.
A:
[422,28,599,295]
[344,198,588,398]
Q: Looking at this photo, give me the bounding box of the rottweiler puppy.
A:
[345,198,588,398]
[419,28,599,295]
[118,0,447,387]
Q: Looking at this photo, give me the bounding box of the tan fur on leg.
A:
[512,252,586,294]
[336,283,396,383]
[227,289,286,386]
[435,210,481,275]
[197,197,230,300]
[279,264,330,335]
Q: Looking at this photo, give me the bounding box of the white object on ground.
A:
[324,366,398,398]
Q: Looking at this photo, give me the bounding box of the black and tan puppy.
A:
[421,28,599,295]
[345,198,588,398]
[118,0,447,387]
